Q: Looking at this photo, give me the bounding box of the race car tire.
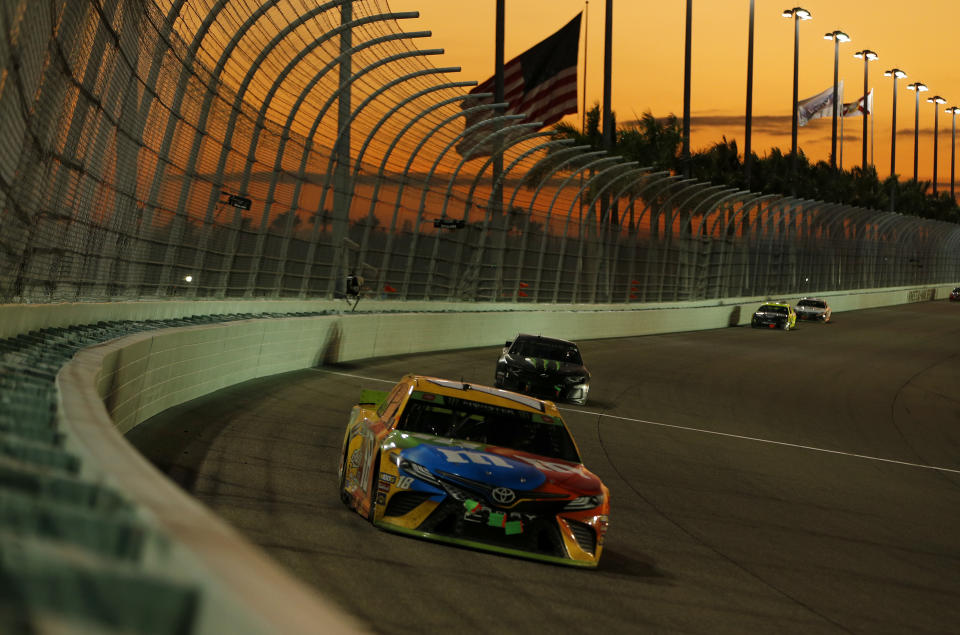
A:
[366,453,381,523]
[338,445,351,507]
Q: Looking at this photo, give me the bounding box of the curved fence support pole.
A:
[481,139,582,301]
[604,171,675,302]
[625,175,688,301]
[433,133,565,299]
[368,99,503,297]
[267,63,454,296]
[396,113,525,298]
[530,155,617,302]
[574,166,649,302]
[351,83,477,282]
[675,187,739,300]
[347,94,486,297]
[554,162,639,303]
[206,8,420,296]
[692,191,759,300]
[444,125,552,301]
[720,194,781,297]
[643,178,700,301]
[655,182,720,301]
[158,1,377,295]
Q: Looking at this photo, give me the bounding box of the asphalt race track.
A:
[128,301,960,634]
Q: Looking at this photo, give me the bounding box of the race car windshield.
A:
[760,305,787,314]
[396,393,581,463]
[511,340,582,365]
[798,300,826,308]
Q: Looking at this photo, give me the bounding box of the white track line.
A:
[316,369,960,476]
[562,407,960,476]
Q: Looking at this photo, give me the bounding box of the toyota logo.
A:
[491,487,516,505]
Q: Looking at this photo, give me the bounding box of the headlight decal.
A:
[399,458,443,488]
[564,494,605,510]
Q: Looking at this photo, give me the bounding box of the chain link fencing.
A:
[1,0,959,307]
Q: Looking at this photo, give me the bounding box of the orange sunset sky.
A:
[387,0,960,190]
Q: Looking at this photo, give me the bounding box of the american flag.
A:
[458,13,581,157]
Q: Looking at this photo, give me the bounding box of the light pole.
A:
[906,82,928,181]
[682,0,692,174]
[928,95,947,193]
[745,0,756,188]
[947,106,960,200]
[824,30,850,169]
[783,7,811,183]
[884,68,907,212]
[853,49,877,170]
[884,69,906,178]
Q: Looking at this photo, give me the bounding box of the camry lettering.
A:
[436,448,513,468]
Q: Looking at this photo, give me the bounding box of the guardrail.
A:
[0,285,952,633]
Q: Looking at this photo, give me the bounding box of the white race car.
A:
[794,297,831,322]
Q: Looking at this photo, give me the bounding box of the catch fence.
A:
[1,0,958,306]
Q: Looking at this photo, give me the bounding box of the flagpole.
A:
[840,109,844,171]
[831,35,839,169]
[744,0,755,189]
[493,0,505,219]
[582,0,589,133]
[602,0,613,150]
[580,1,588,247]
[682,0,692,175]
[602,0,614,227]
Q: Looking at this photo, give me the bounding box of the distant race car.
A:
[338,375,610,567]
[494,334,591,405]
[751,301,797,330]
[794,297,832,322]
[950,287,960,301]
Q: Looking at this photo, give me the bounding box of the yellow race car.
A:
[338,374,610,567]
[751,301,797,330]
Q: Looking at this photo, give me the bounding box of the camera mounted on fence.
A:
[220,191,251,210]
[345,274,364,298]
[433,218,465,230]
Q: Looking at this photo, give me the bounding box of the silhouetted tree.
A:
[541,105,960,223]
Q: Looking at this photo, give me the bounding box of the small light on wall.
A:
[184,275,194,283]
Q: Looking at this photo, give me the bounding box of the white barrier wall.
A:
[68,284,949,438]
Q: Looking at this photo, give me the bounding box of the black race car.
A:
[494,334,590,405]
[950,287,960,301]
[751,302,797,330]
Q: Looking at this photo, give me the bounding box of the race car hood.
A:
[502,354,588,378]
[390,432,601,494]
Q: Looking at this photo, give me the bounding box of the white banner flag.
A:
[798,80,844,126]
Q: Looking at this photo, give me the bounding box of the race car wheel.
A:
[337,445,351,507]
[366,453,381,523]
